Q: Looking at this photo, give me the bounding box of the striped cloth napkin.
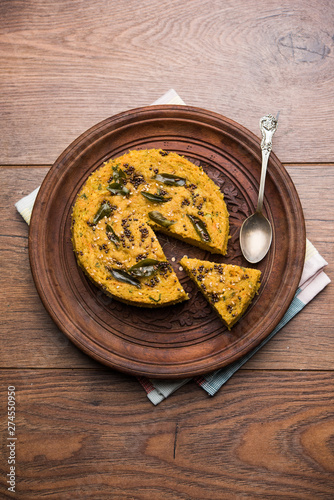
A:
[16,89,331,405]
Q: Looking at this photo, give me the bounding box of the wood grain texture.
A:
[0,369,334,499]
[1,1,333,497]
[1,165,333,370]
[1,0,334,164]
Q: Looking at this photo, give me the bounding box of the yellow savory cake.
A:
[71,148,230,307]
[180,256,261,329]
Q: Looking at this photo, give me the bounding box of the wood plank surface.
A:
[1,165,332,370]
[1,0,333,497]
[1,0,334,164]
[1,369,334,499]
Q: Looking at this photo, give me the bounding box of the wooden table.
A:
[1,1,333,498]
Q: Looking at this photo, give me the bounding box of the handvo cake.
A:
[71,149,230,307]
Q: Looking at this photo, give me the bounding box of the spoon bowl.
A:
[239,114,278,263]
[240,211,272,264]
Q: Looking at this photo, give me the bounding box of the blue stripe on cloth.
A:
[199,294,305,396]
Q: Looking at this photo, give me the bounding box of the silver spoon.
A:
[239,113,278,263]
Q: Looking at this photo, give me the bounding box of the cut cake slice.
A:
[180,256,261,329]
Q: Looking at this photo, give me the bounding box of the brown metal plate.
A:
[29,105,306,378]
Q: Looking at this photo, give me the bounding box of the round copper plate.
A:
[29,105,305,378]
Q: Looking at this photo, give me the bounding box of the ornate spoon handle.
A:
[256,114,278,213]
